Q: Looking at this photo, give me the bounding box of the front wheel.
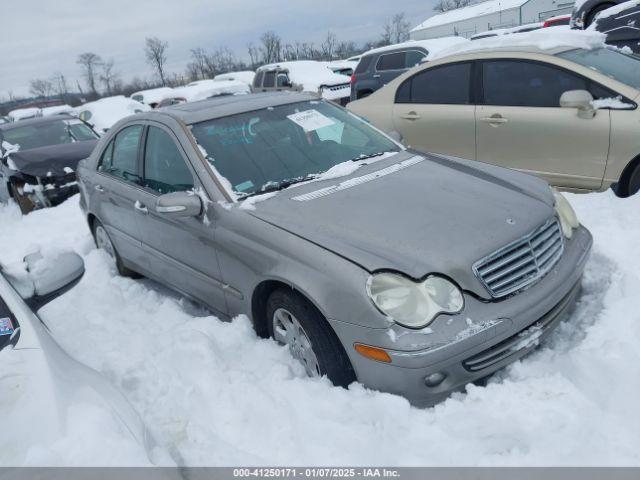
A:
[266,289,356,387]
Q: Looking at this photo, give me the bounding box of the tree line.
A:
[11,12,412,107]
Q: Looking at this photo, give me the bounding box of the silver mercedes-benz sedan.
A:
[77,92,592,406]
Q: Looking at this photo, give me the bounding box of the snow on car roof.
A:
[129,87,174,105]
[171,79,250,102]
[361,37,469,59]
[430,28,608,61]
[411,0,529,31]
[75,95,151,133]
[40,105,75,117]
[256,60,350,89]
[7,107,41,121]
[213,71,255,85]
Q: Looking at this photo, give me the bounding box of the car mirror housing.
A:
[3,251,85,309]
[155,191,202,218]
[560,90,596,119]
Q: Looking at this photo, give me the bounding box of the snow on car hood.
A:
[7,140,97,177]
[245,151,554,297]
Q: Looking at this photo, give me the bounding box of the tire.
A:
[586,3,615,27]
[91,219,140,278]
[266,289,356,388]
[626,163,640,197]
[9,182,36,215]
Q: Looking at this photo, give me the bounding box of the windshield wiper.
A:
[349,151,387,162]
[244,175,316,198]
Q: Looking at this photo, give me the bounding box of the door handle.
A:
[480,114,508,125]
[134,200,148,214]
[373,74,381,78]
[400,111,421,121]
[94,184,105,193]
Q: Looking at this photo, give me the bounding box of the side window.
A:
[143,126,194,194]
[482,60,590,107]
[253,71,264,88]
[396,63,471,105]
[405,50,426,68]
[99,125,142,182]
[355,55,373,74]
[376,52,406,71]
[276,72,290,88]
[263,71,276,88]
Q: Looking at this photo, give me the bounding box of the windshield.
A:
[189,100,400,197]
[557,48,640,90]
[1,119,98,150]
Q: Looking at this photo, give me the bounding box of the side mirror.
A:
[3,251,85,309]
[560,90,595,119]
[155,191,202,218]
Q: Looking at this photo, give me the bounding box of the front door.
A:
[392,61,476,160]
[476,59,610,190]
[133,123,228,316]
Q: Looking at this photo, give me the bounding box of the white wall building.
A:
[410,0,575,40]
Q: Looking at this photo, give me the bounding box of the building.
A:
[410,0,575,40]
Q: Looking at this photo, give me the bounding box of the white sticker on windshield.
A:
[286,109,335,132]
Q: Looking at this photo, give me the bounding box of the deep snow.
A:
[0,190,639,466]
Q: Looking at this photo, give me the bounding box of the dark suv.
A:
[350,46,428,101]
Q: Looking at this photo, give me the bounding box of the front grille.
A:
[473,218,564,298]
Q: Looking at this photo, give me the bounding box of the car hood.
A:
[245,150,555,298]
[7,140,98,177]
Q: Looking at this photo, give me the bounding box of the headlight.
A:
[552,190,579,239]
[366,273,464,329]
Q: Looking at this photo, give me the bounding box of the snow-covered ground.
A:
[0,190,639,466]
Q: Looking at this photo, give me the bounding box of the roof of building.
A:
[411,0,530,32]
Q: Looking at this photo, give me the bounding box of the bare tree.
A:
[381,13,412,45]
[29,78,54,99]
[433,0,473,13]
[145,37,169,86]
[100,59,121,96]
[247,42,261,69]
[76,52,103,98]
[260,31,282,64]
[320,31,338,60]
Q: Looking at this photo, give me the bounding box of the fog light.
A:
[424,372,446,387]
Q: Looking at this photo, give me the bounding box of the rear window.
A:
[376,52,405,71]
[263,71,276,88]
[253,71,264,88]
[355,55,374,74]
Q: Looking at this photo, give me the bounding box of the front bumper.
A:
[328,225,593,407]
[14,172,79,209]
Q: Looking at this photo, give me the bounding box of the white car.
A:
[0,251,158,463]
[213,71,256,86]
[171,79,250,103]
[76,96,151,134]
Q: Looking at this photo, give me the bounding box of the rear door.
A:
[476,59,610,189]
[133,123,228,316]
[92,124,148,270]
[392,61,476,159]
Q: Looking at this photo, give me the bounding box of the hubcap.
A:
[272,308,320,377]
[95,225,115,259]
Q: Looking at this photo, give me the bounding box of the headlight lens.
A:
[553,190,579,238]
[366,273,464,329]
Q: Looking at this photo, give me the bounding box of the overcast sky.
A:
[1,0,437,99]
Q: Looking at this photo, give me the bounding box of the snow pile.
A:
[591,96,636,109]
[8,107,41,122]
[213,71,255,86]
[75,96,151,134]
[129,87,175,106]
[431,28,607,60]
[0,190,639,465]
[173,79,250,103]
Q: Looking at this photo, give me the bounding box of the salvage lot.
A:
[1,190,639,465]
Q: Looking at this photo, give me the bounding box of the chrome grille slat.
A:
[472,218,564,298]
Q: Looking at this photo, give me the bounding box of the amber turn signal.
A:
[354,343,392,363]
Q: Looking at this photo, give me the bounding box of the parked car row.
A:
[572,0,640,53]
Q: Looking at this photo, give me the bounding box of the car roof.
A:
[158,91,317,124]
[0,114,77,132]
[433,44,577,62]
